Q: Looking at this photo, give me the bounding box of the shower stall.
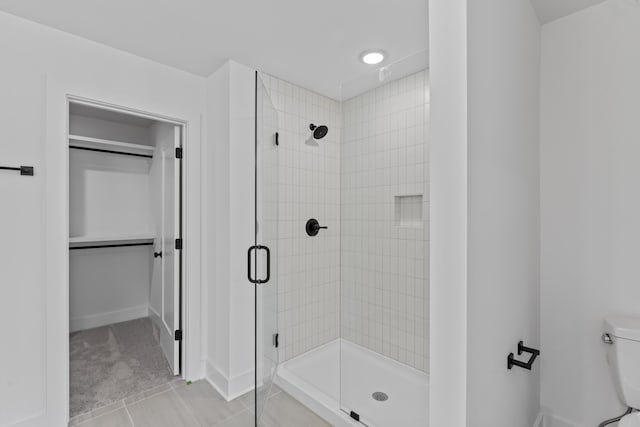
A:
[252,52,430,427]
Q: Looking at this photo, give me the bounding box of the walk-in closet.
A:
[67,101,183,418]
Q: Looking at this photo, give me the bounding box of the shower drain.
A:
[372,392,389,402]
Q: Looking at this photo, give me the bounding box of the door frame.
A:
[45,75,202,424]
[66,96,186,410]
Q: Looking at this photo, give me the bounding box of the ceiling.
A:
[529,0,607,23]
[0,0,428,100]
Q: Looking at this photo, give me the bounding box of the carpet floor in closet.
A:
[69,317,175,418]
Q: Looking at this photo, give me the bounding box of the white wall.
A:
[341,70,430,372]
[466,0,541,426]
[0,11,204,427]
[0,64,48,427]
[205,61,231,395]
[429,0,541,425]
[428,0,469,425]
[68,114,155,330]
[205,61,256,400]
[68,148,152,239]
[69,114,152,146]
[69,247,152,332]
[540,1,640,426]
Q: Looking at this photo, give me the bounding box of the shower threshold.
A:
[275,339,429,427]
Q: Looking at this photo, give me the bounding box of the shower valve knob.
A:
[306,218,327,237]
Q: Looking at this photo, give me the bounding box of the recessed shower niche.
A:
[274,66,430,427]
[395,194,424,228]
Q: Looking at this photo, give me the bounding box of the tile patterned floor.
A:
[69,380,331,427]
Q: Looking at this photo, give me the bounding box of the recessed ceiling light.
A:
[360,50,385,65]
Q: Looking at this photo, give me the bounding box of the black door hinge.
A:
[275,132,279,146]
[176,147,183,159]
[174,330,183,341]
[350,411,360,422]
[273,333,279,348]
[175,238,183,250]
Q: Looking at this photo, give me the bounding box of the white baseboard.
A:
[148,306,161,343]
[206,360,254,402]
[70,305,149,332]
[148,305,160,320]
[206,361,230,399]
[543,412,581,427]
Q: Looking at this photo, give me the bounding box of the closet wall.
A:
[68,109,183,335]
[68,109,156,332]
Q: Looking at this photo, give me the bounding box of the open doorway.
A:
[66,100,184,419]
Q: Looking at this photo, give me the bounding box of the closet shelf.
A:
[68,135,154,157]
[69,234,155,248]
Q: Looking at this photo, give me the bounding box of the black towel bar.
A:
[508,341,540,370]
[0,165,34,176]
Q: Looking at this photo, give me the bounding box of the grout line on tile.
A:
[70,400,126,426]
[215,411,243,426]
[269,385,282,398]
[124,404,136,427]
[169,378,186,390]
[124,383,173,407]
[167,388,201,426]
[239,395,252,412]
[172,385,207,426]
[221,409,258,427]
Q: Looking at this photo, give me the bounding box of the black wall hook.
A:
[508,341,540,370]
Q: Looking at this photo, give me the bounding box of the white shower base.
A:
[275,339,428,427]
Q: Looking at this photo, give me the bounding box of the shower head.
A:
[309,124,328,140]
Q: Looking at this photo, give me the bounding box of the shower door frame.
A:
[251,70,280,426]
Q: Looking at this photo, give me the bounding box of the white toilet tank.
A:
[605,316,640,408]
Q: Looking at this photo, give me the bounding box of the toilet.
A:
[605,317,640,427]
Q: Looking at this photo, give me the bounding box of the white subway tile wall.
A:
[262,70,430,371]
[262,74,342,361]
[341,70,430,372]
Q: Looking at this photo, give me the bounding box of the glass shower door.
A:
[253,71,279,425]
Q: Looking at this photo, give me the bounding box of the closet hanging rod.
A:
[0,165,34,176]
[69,145,153,159]
[69,242,153,250]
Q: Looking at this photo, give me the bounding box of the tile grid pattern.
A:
[341,70,430,372]
[71,380,329,427]
[260,71,430,371]
[260,74,342,362]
